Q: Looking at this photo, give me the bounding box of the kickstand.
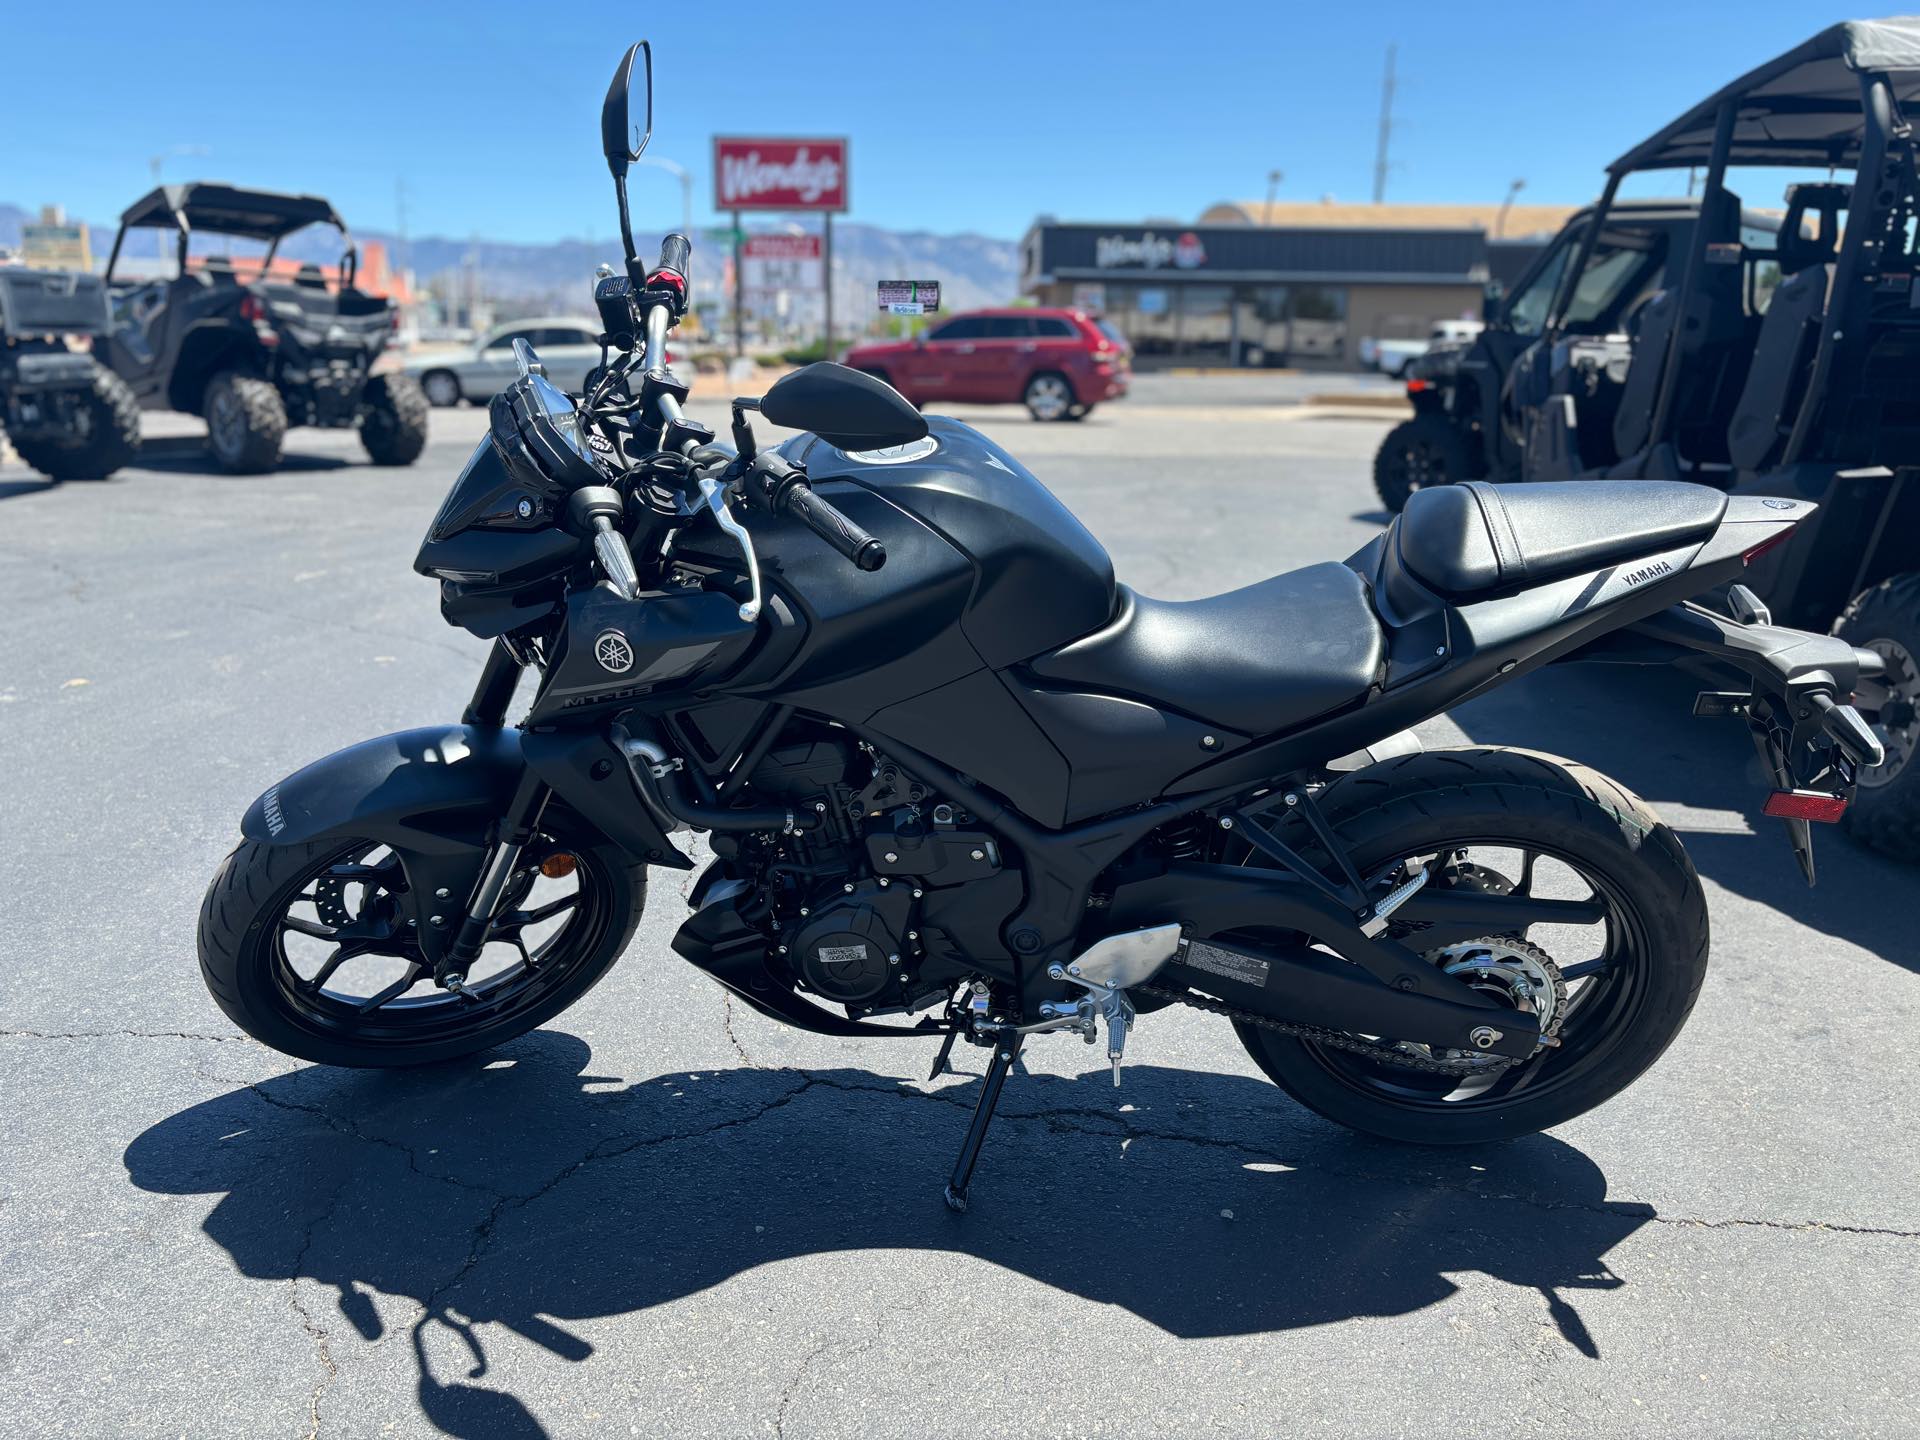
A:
[943,1033,1022,1213]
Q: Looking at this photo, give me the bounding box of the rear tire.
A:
[1835,575,1920,861]
[360,373,430,466]
[204,370,286,474]
[6,364,139,480]
[1373,412,1471,513]
[197,830,645,1068]
[1234,748,1710,1144]
[1023,370,1075,422]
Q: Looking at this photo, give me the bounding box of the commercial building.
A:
[1020,201,1566,369]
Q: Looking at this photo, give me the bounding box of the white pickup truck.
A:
[1358,319,1483,377]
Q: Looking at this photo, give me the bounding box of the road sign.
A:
[877,280,941,316]
[714,138,849,212]
[20,221,90,270]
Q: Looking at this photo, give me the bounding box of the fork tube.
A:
[463,638,524,728]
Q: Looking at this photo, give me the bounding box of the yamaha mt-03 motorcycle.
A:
[198,42,1887,1211]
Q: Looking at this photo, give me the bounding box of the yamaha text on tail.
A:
[198,42,1885,1211]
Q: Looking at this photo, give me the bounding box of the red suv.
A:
[842,307,1130,421]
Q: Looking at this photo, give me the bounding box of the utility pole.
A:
[1371,43,1397,205]
[1495,178,1525,238]
[1264,169,1284,224]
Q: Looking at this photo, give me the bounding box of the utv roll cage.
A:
[103,182,359,289]
[1540,18,1920,474]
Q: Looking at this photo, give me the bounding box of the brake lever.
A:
[698,475,764,623]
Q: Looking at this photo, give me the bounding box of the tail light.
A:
[1763,789,1849,822]
[1740,525,1797,565]
[1406,378,1434,395]
[238,295,267,323]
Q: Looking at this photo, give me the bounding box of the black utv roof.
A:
[1611,17,1920,172]
[116,182,346,240]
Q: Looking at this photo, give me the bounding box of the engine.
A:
[719,729,1023,1012]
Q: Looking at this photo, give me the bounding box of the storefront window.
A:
[1234,285,1290,365]
[1289,285,1348,359]
[1177,285,1234,362]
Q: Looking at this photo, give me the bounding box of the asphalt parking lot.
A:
[2,374,1916,1439]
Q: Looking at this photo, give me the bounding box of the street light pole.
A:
[635,155,694,240]
[1264,169,1284,224]
[1495,178,1526,238]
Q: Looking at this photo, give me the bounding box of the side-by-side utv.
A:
[0,266,139,480]
[98,183,427,473]
[1381,19,1920,858]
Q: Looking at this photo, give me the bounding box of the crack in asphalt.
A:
[773,1332,874,1440]
[239,1082,505,1201]
[287,1180,349,1440]
[0,1028,251,1042]
[720,991,755,1067]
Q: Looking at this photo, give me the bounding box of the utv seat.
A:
[1028,562,1384,737]
[1725,184,1843,472]
[1394,480,1727,598]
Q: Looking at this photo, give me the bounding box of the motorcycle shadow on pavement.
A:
[1449,664,1917,973]
[127,1031,1648,1438]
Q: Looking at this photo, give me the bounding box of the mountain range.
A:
[0,203,1023,316]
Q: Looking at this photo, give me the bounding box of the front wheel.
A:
[1024,371,1076,422]
[1233,748,1709,1144]
[1373,412,1471,512]
[204,370,286,474]
[6,365,140,480]
[1835,574,1920,860]
[360,372,430,466]
[197,828,645,1067]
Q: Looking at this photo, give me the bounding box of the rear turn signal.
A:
[1763,790,1849,823]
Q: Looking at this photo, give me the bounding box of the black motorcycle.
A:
[198,43,1886,1211]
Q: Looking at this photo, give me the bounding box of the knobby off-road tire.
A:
[198,832,646,1068]
[1835,574,1920,861]
[204,370,287,474]
[7,364,140,480]
[360,372,431,466]
[1372,411,1472,513]
[1234,748,1711,1144]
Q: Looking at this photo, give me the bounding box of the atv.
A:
[1380,19,1920,859]
[0,266,139,481]
[97,183,427,473]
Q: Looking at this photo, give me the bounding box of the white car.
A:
[406,317,605,407]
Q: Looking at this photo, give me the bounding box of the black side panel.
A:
[519,729,690,868]
[526,584,765,725]
[1010,684,1248,824]
[865,669,1073,828]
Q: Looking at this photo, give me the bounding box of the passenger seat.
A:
[1725,183,1844,472]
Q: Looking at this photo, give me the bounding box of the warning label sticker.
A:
[1181,941,1271,989]
[817,944,869,968]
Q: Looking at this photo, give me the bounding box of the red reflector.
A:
[1740,526,1795,565]
[1763,790,1849,822]
[1406,378,1433,394]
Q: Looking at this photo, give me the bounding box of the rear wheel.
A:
[6,365,139,480]
[198,828,645,1068]
[1836,575,1920,861]
[204,370,286,473]
[1232,749,1709,1144]
[1373,412,1471,513]
[1024,371,1075,422]
[360,372,430,466]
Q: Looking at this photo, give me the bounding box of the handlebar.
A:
[743,452,887,571]
[653,233,691,283]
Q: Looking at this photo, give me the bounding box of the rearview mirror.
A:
[759,363,930,452]
[601,41,652,174]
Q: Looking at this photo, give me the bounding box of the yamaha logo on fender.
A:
[594,630,635,674]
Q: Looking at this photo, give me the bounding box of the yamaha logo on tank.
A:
[594,630,635,674]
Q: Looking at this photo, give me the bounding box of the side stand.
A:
[942,1034,1022,1213]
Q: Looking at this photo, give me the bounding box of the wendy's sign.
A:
[713,138,849,212]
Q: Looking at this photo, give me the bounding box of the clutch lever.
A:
[698,474,764,623]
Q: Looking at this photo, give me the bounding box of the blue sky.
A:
[0,2,1875,245]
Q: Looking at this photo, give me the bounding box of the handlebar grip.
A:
[655,233,692,281]
[782,483,887,571]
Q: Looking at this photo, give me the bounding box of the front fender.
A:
[242,725,525,849]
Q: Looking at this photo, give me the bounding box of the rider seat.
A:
[1392,480,1727,599]
[1029,562,1385,737]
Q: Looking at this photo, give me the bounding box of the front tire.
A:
[204,370,286,474]
[1835,575,1920,861]
[6,364,140,480]
[360,372,431,466]
[1234,748,1710,1145]
[197,830,645,1068]
[1373,412,1471,513]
